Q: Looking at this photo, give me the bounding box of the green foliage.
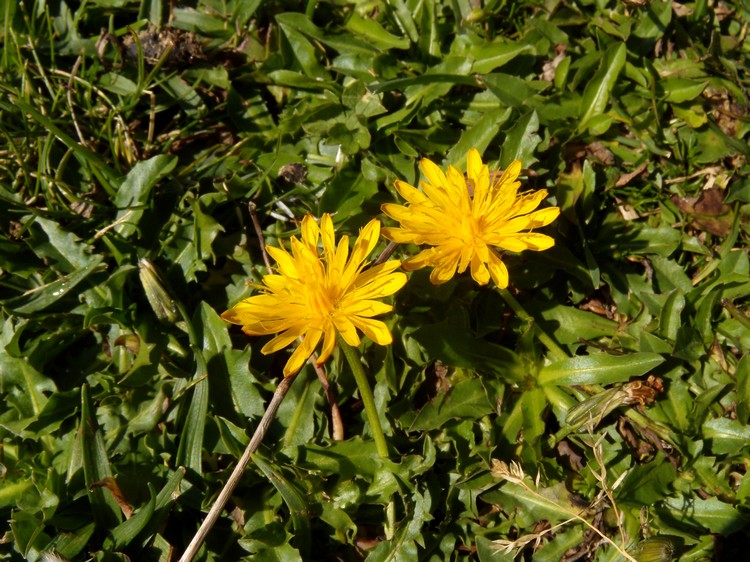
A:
[1,0,749,560]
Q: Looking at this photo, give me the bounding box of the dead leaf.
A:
[671,187,733,237]
[614,161,648,188]
[90,476,133,519]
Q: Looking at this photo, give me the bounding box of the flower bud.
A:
[631,536,683,562]
[138,258,180,324]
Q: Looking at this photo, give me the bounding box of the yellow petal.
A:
[320,213,336,259]
[381,203,416,223]
[338,299,393,318]
[301,214,320,249]
[267,245,299,279]
[333,316,360,346]
[347,219,379,273]
[350,317,392,345]
[487,251,509,288]
[466,148,484,182]
[317,325,337,365]
[524,206,561,228]
[402,249,438,271]
[261,325,306,354]
[394,180,429,204]
[469,253,490,285]
[380,226,420,244]
[494,160,522,188]
[420,157,449,188]
[283,330,322,377]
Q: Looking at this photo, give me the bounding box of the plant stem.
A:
[337,338,395,538]
[498,288,568,361]
[178,372,298,562]
[338,338,389,459]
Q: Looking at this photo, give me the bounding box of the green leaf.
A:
[660,496,746,535]
[7,255,103,314]
[319,166,378,220]
[5,97,119,194]
[0,479,33,510]
[578,42,626,131]
[482,73,544,108]
[538,352,665,386]
[658,289,685,341]
[194,301,231,360]
[499,110,541,167]
[114,155,177,239]
[384,0,418,43]
[406,378,494,431]
[252,454,311,558]
[536,304,618,345]
[42,522,96,559]
[658,78,709,103]
[175,360,209,477]
[410,317,524,382]
[345,13,409,50]
[735,355,750,425]
[79,384,121,528]
[0,318,56,418]
[475,535,514,562]
[445,107,512,167]
[296,437,384,479]
[29,217,97,272]
[592,224,682,258]
[702,417,750,455]
[105,485,156,550]
[470,41,534,75]
[483,480,576,526]
[135,468,186,548]
[276,13,331,79]
[617,456,678,505]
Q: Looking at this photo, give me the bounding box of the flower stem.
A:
[498,288,568,361]
[337,338,395,538]
[338,338,389,459]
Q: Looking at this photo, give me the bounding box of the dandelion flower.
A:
[381,148,560,288]
[222,214,407,377]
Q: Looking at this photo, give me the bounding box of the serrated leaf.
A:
[252,454,311,558]
[297,437,384,479]
[407,378,494,431]
[660,496,746,535]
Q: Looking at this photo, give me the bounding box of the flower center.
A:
[460,214,485,250]
[305,274,338,322]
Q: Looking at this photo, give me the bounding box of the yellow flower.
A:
[381,148,560,288]
[222,214,407,377]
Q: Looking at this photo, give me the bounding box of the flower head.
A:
[381,148,560,288]
[222,214,407,377]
